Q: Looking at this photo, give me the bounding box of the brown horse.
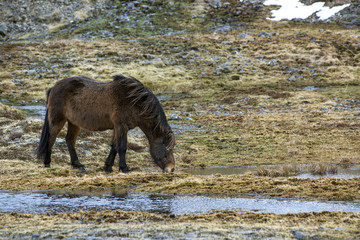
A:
[37,74,175,173]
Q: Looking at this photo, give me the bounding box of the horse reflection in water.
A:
[37,74,175,173]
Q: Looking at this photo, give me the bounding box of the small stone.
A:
[32,233,40,239]
[257,31,272,37]
[216,62,234,74]
[84,150,92,157]
[288,75,297,82]
[292,230,307,240]
[26,69,36,75]
[336,227,345,231]
[319,226,328,230]
[321,107,328,112]
[268,59,280,66]
[169,113,182,120]
[209,0,222,8]
[238,32,248,38]
[0,23,7,37]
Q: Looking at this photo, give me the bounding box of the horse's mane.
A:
[113,74,175,149]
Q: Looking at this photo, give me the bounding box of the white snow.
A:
[264,0,350,21]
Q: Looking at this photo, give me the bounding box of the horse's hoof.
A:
[105,167,113,173]
[78,166,87,172]
[120,168,131,173]
[44,164,50,168]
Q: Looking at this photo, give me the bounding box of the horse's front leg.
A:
[115,127,130,173]
[104,143,117,173]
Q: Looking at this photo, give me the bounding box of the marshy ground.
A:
[1,0,360,239]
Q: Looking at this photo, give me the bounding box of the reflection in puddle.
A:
[184,165,360,179]
[264,0,350,21]
[0,189,359,215]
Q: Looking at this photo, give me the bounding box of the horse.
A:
[37,74,176,173]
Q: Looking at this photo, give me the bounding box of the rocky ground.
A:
[1,0,360,239]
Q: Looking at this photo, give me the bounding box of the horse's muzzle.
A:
[163,163,175,173]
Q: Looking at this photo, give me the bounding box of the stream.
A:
[1,189,359,215]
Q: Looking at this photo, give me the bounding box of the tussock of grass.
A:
[0,103,25,120]
[256,163,340,177]
[256,164,300,177]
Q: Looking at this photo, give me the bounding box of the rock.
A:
[26,69,37,75]
[0,23,7,37]
[209,0,222,8]
[286,68,301,74]
[211,24,232,33]
[288,75,297,82]
[238,32,250,38]
[257,31,272,37]
[84,150,92,157]
[292,230,307,240]
[319,226,328,230]
[99,30,114,38]
[32,233,40,239]
[268,59,280,66]
[169,113,182,120]
[288,75,303,82]
[216,62,234,74]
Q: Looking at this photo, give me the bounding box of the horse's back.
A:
[48,76,116,131]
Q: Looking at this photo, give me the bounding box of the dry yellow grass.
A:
[0,210,359,239]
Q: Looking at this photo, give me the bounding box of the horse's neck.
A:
[139,119,167,142]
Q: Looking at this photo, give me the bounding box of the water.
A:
[184,165,360,179]
[0,189,359,215]
[16,105,46,120]
[264,0,350,21]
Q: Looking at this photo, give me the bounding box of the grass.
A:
[0,210,359,239]
[255,163,340,177]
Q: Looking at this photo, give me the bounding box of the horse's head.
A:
[150,131,176,173]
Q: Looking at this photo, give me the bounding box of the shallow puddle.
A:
[183,165,360,179]
[16,105,46,120]
[0,189,359,215]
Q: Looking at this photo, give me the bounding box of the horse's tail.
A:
[36,88,52,160]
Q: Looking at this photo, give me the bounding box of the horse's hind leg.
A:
[44,119,66,168]
[66,121,85,171]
